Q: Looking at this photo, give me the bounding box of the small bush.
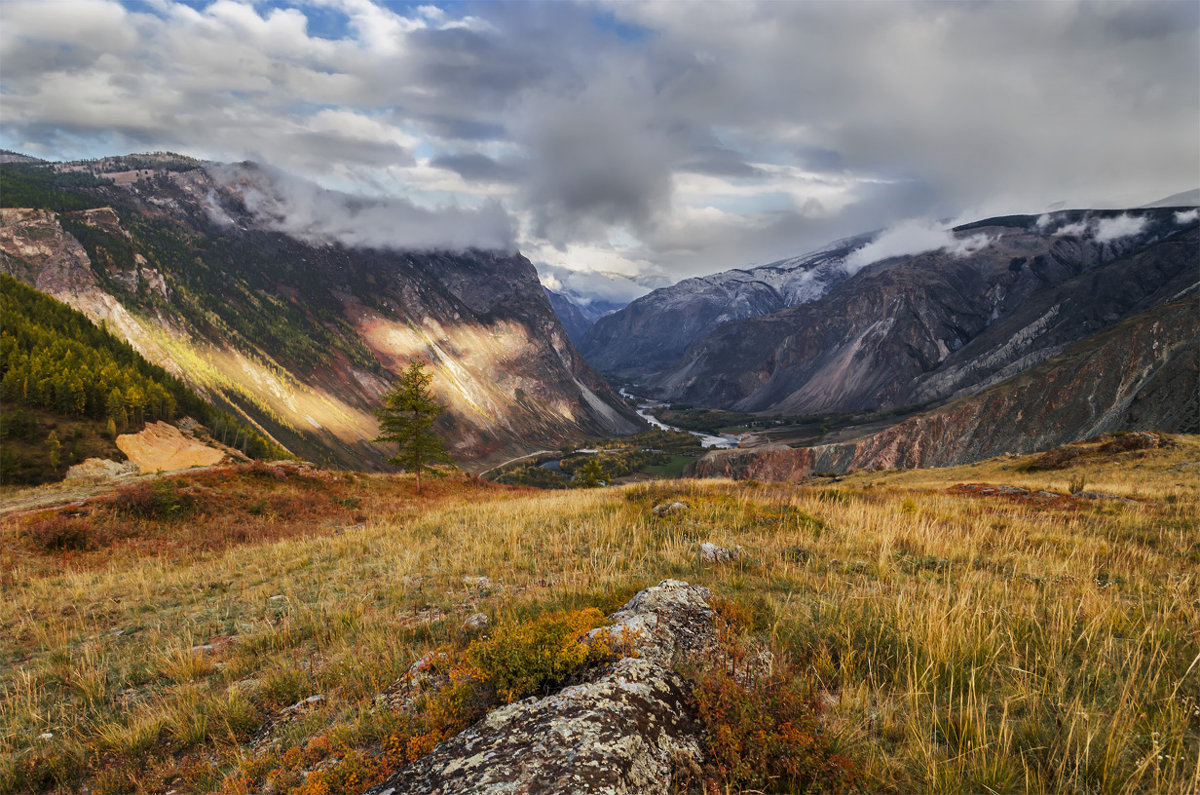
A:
[466,607,617,702]
[686,598,857,794]
[692,666,856,793]
[107,479,195,520]
[23,513,96,550]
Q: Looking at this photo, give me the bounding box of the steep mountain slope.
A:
[0,157,641,471]
[578,234,870,376]
[639,209,1197,414]
[695,293,1199,479]
[0,273,278,483]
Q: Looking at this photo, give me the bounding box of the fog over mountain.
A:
[1,0,1196,287]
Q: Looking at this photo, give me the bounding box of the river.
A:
[618,389,739,449]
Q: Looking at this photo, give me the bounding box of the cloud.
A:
[1,0,1196,283]
[843,219,993,273]
[1175,208,1199,225]
[537,263,654,306]
[208,163,516,252]
[1054,219,1090,236]
[1093,213,1147,243]
[431,153,523,184]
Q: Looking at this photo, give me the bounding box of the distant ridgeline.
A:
[0,273,285,484]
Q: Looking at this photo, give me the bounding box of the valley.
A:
[3,4,1198,794]
[2,154,1197,795]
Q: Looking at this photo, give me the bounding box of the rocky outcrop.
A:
[695,296,1199,479]
[366,580,715,795]
[65,458,141,482]
[115,421,228,472]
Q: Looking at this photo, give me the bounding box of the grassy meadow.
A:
[1,437,1198,793]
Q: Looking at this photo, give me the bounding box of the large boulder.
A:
[366,580,716,795]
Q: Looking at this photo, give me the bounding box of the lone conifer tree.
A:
[375,359,451,492]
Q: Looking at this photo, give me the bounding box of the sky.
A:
[2,0,1198,302]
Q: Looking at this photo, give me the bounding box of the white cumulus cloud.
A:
[1174,208,1199,224]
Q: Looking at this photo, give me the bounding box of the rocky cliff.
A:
[0,157,642,470]
[694,294,1199,480]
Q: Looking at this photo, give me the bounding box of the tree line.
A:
[0,273,285,460]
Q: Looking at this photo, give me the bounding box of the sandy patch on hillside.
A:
[116,422,227,472]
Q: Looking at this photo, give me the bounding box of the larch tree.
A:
[374,358,451,493]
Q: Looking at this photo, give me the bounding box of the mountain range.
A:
[0,154,641,472]
[2,150,1196,480]
[542,288,626,346]
[584,208,1197,418]
[575,204,1198,475]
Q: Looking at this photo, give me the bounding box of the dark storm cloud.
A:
[677,145,764,179]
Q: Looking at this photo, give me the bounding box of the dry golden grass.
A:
[1,438,1197,793]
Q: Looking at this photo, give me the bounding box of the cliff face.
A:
[0,158,642,470]
[694,295,1199,480]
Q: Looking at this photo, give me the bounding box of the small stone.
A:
[699,541,744,564]
[281,694,325,714]
[268,594,286,601]
[652,501,688,515]
[462,575,494,589]
[37,732,53,741]
[463,612,490,630]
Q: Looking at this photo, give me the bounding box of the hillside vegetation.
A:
[0,275,284,484]
[1,437,1197,793]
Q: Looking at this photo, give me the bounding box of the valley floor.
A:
[2,440,1198,793]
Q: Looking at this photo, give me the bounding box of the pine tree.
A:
[573,458,607,488]
[374,359,451,493]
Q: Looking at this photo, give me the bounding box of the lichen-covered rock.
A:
[365,580,716,795]
[367,658,702,795]
[592,579,715,666]
[651,501,687,516]
[463,612,490,631]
